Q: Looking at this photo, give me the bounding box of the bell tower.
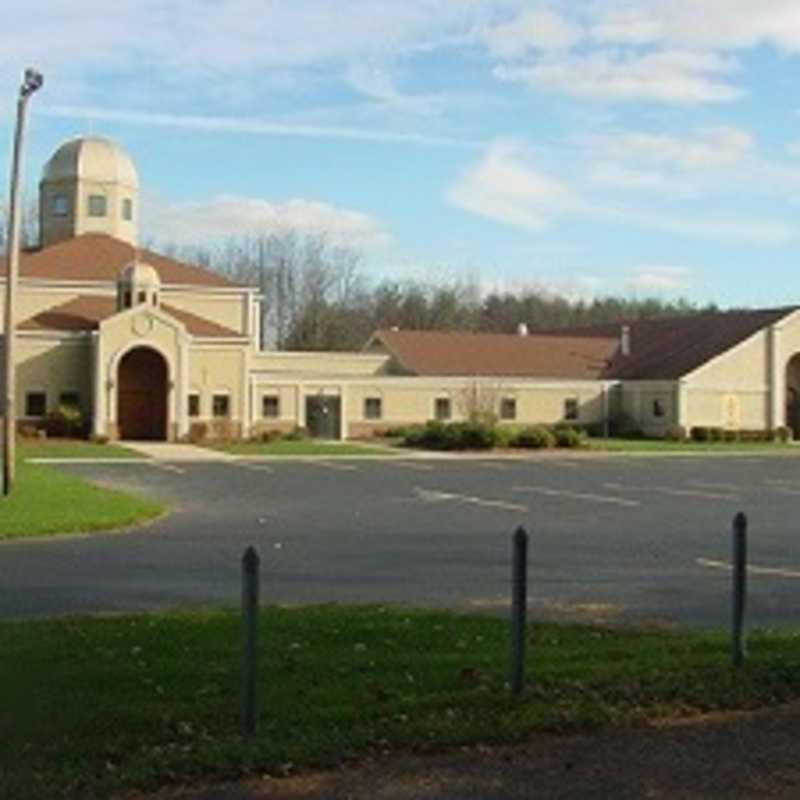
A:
[39,136,139,248]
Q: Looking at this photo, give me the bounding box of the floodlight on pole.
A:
[3,67,43,496]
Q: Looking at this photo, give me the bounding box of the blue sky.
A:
[3,1,800,306]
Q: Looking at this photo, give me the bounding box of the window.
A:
[262,395,280,418]
[653,399,666,418]
[122,197,133,221]
[434,397,451,421]
[364,397,382,420]
[188,394,200,418]
[137,291,147,304]
[59,392,80,410]
[212,394,230,418]
[25,392,46,417]
[500,397,517,421]
[564,398,579,421]
[51,194,68,217]
[123,290,132,309]
[87,194,107,217]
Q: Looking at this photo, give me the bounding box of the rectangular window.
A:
[59,392,80,410]
[500,397,517,421]
[262,395,280,418]
[434,397,451,421]
[137,291,147,304]
[564,398,579,421]
[87,194,107,217]
[51,194,69,217]
[212,394,230,418]
[25,391,46,417]
[122,197,133,221]
[364,397,382,420]
[653,399,666,418]
[188,394,200,418]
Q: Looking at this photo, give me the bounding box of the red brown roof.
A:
[368,307,799,381]
[1,233,241,288]
[19,295,242,338]
[367,329,618,379]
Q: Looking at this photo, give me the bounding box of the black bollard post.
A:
[241,546,260,737]
[510,526,529,695]
[731,512,747,668]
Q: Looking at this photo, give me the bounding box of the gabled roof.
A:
[18,295,242,338]
[1,233,241,288]
[367,307,799,382]
[367,329,618,380]
[604,307,798,380]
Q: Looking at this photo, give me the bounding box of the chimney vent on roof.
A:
[517,322,529,337]
[620,324,631,357]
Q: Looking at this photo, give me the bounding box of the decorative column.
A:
[768,324,783,430]
[339,384,349,441]
[675,379,688,429]
[92,332,105,437]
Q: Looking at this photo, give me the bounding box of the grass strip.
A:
[0,460,164,539]
[212,439,397,456]
[586,438,797,453]
[2,606,800,799]
[17,439,144,460]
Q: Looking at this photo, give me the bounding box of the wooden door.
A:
[117,348,168,440]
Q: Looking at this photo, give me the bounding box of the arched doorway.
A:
[117,347,168,440]
[786,354,800,438]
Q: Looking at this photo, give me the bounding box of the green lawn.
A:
[0,460,164,539]
[3,606,800,799]
[586,437,798,453]
[18,438,144,460]
[211,439,399,456]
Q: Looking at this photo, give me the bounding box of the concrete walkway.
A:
[121,441,236,461]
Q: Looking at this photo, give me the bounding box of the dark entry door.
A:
[305,395,341,440]
[117,348,168,440]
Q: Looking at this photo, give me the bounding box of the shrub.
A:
[89,433,110,445]
[494,425,519,448]
[258,429,283,443]
[723,429,740,443]
[452,421,498,450]
[18,423,40,439]
[512,425,555,449]
[774,426,793,443]
[708,427,724,442]
[189,422,208,443]
[552,424,586,449]
[284,426,309,442]
[45,405,83,438]
[690,426,710,442]
[608,412,643,439]
[666,425,687,442]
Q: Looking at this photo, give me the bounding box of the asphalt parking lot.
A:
[3,454,800,627]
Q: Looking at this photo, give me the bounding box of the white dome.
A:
[42,136,139,187]
[119,261,160,287]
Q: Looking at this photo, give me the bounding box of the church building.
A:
[2,136,800,442]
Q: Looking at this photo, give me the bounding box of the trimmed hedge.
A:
[401,421,585,451]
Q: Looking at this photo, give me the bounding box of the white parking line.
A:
[603,482,736,501]
[696,558,800,579]
[414,488,528,513]
[151,463,186,475]
[512,485,640,508]
[479,462,512,470]
[235,463,275,474]
[315,461,358,472]
[769,487,800,497]
[391,461,434,472]
[689,481,743,492]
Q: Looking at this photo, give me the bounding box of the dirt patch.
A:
[120,702,800,800]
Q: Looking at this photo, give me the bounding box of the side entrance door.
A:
[305,395,341,440]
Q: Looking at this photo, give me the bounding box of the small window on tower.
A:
[123,290,132,309]
[52,194,69,217]
[25,392,46,417]
[188,394,200,418]
[137,291,147,304]
[122,198,133,221]
[88,194,107,217]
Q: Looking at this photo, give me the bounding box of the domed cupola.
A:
[39,136,139,248]
[118,261,161,311]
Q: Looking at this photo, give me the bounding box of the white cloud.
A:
[38,105,480,150]
[593,0,800,52]
[481,7,583,57]
[446,140,574,231]
[142,194,392,250]
[787,140,800,159]
[494,49,741,104]
[588,163,689,193]
[627,266,692,293]
[587,127,754,170]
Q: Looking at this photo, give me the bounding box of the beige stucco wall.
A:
[251,351,392,376]
[617,381,678,436]
[15,335,93,419]
[164,290,249,334]
[188,345,248,431]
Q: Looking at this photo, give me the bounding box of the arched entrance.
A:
[117,347,168,440]
[786,354,800,438]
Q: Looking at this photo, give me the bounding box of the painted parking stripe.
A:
[479,462,512,470]
[314,461,358,471]
[235,463,275,474]
[151,463,186,475]
[415,488,528,513]
[512,486,640,508]
[392,462,434,471]
[697,558,800,579]
[689,481,744,492]
[603,482,736,501]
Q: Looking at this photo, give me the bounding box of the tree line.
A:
[152,232,715,352]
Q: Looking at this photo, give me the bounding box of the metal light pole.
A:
[3,68,43,496]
